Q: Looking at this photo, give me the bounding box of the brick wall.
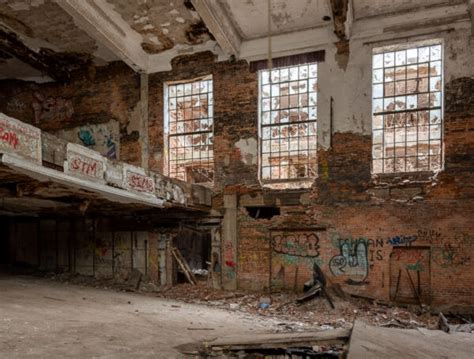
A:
[0,37,473,309]
[146,48,473,309]
[0,62,142,165]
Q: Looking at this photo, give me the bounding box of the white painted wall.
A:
[316,16,473,148]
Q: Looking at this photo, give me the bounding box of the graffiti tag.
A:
[387,235,417,246]
[329,238,369,285]
[272,233,320,257]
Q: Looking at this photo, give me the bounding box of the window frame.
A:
[163,75,214,184]
[371,40,445,175]
[257,63,319,187]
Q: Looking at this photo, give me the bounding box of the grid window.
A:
[165,76,213,183]
[259,63,318,182]
[372,42,443,174]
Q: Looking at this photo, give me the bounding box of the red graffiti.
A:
[0,127,19,149]
[71,157,98,176]
[224,241,234,267]
[393,248,424,263]
[128,174,154,192]
[225,260,236,268]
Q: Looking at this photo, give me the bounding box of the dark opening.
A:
[245,206,281,220]
[174,228,211,283]
[0,218,9,269]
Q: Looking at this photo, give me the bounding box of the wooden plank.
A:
[171,246,197,285]
[206,328,351,351]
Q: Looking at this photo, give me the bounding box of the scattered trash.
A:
[192,269,209,276]
[438,312,474,333]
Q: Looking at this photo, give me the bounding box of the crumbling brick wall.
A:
[0,62,142,165]
[0,38,472,310]
[146,46,474,309]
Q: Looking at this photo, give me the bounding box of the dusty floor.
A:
[0,275,293,358]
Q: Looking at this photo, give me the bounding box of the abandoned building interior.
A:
[0,0,473,357]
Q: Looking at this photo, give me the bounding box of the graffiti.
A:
[406,261,424,271]
[124,165,155,193]
[32,91,74,125]
[0,127,19,149]
[0,113,43,164]
[329,238,369,285]
[223,241,236,279]
[56,121,119,159]
[106,136,117,160]
[387,235,417,246]
[272,233,320,257]
[70,156,99,177]
[432,244,470,269]
[417,229,441,243]
[392,247,425,263]
[6,98,26,112]
[78,128,96,147]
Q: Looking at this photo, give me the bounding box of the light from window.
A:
[165,76,213,183]
[372,42,443,174]
[259,63,318,182]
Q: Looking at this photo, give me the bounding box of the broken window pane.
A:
[166,75,214,183]
[259,63,318,182]
[372,42,444,174]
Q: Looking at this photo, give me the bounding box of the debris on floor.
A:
[438,312,474,334]
[44,272,455,334]
[178,320,474,358]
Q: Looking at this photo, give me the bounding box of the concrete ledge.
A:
[0,153,164,208]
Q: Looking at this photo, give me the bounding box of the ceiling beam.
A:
[351,2,470,40]
[0,27,76,82]
[55,0,148,72]
[239,27,337,62]
[190,0,241,57]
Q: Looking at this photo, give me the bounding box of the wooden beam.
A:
[55,0,148,72]
[191,0,241,57]
[0,27,77,82]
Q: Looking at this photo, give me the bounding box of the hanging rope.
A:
[267,0,272,74]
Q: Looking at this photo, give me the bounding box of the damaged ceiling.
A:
[105,0,213,54]
[0,0,472,80]
[221,0,332,40]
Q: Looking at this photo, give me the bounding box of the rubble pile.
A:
[45,272,455,332]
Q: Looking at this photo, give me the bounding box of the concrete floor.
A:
[0,275,281,358]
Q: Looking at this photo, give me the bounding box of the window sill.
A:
[261,178,315,190]
[370,170,442,188]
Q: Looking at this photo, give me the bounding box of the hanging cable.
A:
[267,0,272,74]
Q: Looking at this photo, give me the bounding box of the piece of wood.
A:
[171,246,197,285]
[205,328,351,351]
[393,269,402,301]
[405,269,422,305]
[296,283,321,303]
[322,287,335,309]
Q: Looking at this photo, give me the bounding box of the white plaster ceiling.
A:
[221,0,332,40]
[0,0,472,78]
[353,0,465,19]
